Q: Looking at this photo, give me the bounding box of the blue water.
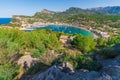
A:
[36,25,93,37]
[0,18,12,25]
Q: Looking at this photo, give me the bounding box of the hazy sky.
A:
[0,0,120,17]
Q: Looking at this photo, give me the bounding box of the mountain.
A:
[89,6,120,15]
[40,6,120,15]
[64,7,90,14]
[65,6,120,15]
[13,6,120,21]
[40,9,56,14]
[33,9,56,20]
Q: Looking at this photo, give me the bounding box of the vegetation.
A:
[0,27,120,79]
[55,53,99,71]
[96,38,107,48]
[71,34,96,53]
[0,28,101,79]
[0,28,61,80]
[109,24,120,28]
[107,37,120,47]
[0,64,19,80]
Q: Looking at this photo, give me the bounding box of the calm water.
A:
[36,25,93,37]
[0,18,12,25]
[0,18,93,36]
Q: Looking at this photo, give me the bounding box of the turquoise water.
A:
[0,18,12,25]
[36,25,93,37]
[0,18,93,37]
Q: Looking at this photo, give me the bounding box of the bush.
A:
[71,34,96,53]
[106,37,120,47]
[56,53,99,71]
[96,38,106,48]
[33,50,41,57]
[0,64,19,80]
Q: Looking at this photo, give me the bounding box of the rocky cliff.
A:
[20,54,120,80]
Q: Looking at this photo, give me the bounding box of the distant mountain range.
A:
[39,6,120,15]
[64,6,120,15]
[89,6,120,15]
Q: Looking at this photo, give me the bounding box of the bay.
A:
[36,25,93,37]
[0,18,12,25]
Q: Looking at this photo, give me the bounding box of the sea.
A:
[36,25,93,37]
[0,18,93,37]
[0,18,12,25]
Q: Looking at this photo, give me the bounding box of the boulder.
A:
[17,55,39,70]
[99,59,120,67]
[114,55,120,63]
[29,62,74,80]
[20,55,120,80]
[101,66,120,80]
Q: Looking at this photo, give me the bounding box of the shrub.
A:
[71,34,96,53]
[56,53,99,71]
[0,64,19,80]
[32,50,43,57]
[106,37,120,47]
[96,38,106,48]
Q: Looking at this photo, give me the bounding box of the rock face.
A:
[41,9,55,14]
[20,55,120,80]
[17,55,39,70]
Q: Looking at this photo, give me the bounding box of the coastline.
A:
[19,22,97,38]
[0,21,98,38]
[0,18,12,25]
[17,22,96,37]
[71,25,98,38]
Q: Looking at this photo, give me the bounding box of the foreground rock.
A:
[20,55,120,80]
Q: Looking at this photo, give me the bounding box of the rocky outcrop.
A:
[41,9,55,14]
[17,55,39,70]
[20,55,120,80]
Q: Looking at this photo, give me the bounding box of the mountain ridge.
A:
[35,6,120,15]
[89,6,120,15]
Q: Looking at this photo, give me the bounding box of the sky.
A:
[0,0,120,17]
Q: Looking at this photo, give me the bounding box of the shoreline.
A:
[0,22,98,38]
[19,23,97,38]
[70,25,98,38]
